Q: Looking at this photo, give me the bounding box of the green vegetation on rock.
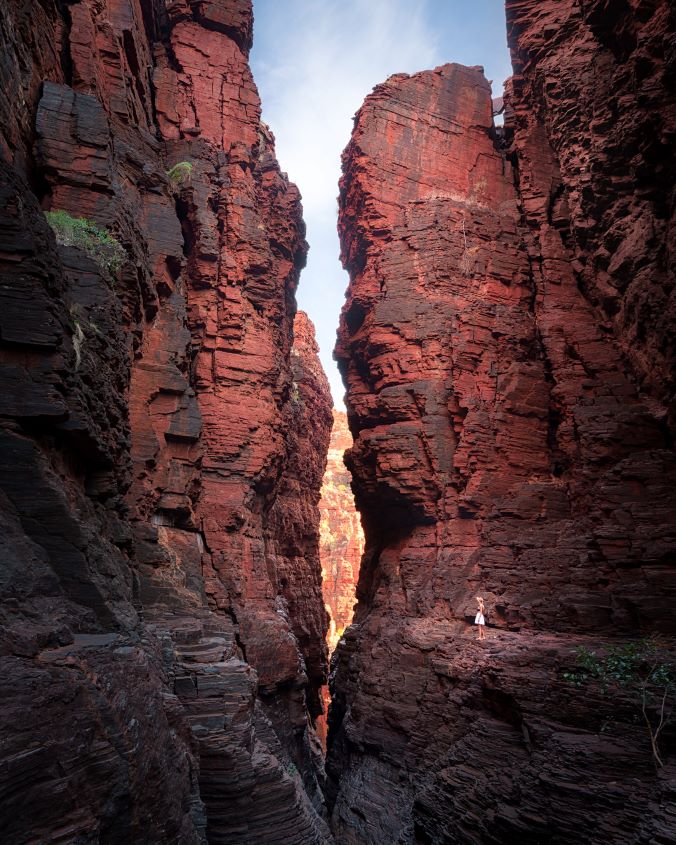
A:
[563,639,674,767]
[166,161,193,188]
[45,210,126,278]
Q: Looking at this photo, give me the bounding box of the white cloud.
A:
[251,0,510,407]
[255,0,440,217]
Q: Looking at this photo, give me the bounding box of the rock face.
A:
[329,7,675,840]
[0,1,332,842]
[320,410,364,652]
[271,312,334,717]
[506,0,676,432]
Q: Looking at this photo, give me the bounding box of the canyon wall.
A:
[2,0,674,841]
[320,410,364,651]
[329,3,675,842]
[0,1,332,842]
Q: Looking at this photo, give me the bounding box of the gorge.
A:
[0,1,674,844]
[320,410,364,654]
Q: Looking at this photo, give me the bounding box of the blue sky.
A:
[250,0,512,407]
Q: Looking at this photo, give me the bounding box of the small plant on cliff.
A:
[166,161,193,188]
[563,639,674,768]
[71,320,85,370]
[459,217,480,277]
[68,304,104,370]
[459,245,480,277]
[45,210,126,278]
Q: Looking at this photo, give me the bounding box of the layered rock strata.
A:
[329,12,675,841]
[506,0,676,431]
[0,1,332,842]
[270,312,334,718]
[319,410,364,652]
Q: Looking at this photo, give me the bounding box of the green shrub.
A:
[45,210,126,278]
[563,639,674,767]
[166,161,193,188]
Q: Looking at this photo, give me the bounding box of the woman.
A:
[475,596,486,640]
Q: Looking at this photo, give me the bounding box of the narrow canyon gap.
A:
[320,410,364,654]
[316,410,363,749]
[0,1,674,845]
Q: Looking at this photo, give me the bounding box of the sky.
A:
[250,0,512,408]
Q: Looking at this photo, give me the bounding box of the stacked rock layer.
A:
[329,3,675,842]
[0,1,332,843]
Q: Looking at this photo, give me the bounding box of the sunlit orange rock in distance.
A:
[319,410,364,652]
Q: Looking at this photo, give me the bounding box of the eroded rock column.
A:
[328,53,675,844]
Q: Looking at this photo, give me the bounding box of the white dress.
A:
[475,611,485,625]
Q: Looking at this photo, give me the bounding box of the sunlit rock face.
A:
[320,410,365,652]
[0,1,333,842]
[328,21,675,841]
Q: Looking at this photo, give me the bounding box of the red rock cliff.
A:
[329,9,675,839]
[0,1,332,842]
[320,410,364,651]
[270,311,333,716]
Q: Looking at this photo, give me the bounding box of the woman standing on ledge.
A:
[475,596,486,640]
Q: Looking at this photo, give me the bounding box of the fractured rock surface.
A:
[329,9,675,840]
[0,1,332,842]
